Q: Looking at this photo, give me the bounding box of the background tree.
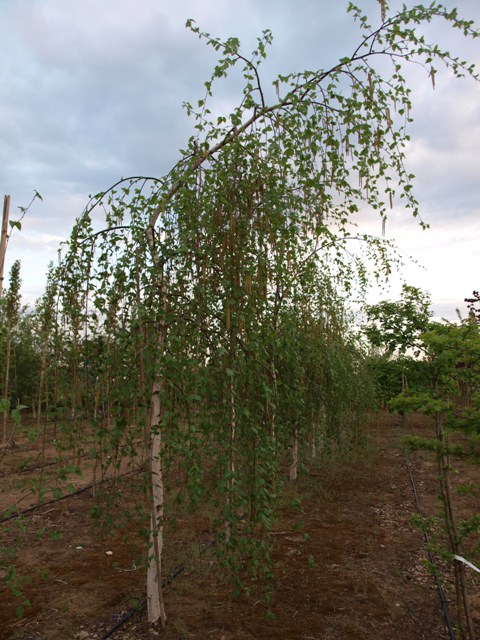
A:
[34,263,58,430]
[390,315,480,639]
[363,284,432,358]
[465,290,480,324]
[362,284,433,410]
[1,260,22,444]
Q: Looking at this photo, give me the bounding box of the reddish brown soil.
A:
[1,414,479,640]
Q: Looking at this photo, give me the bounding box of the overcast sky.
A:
[1,0,479,320]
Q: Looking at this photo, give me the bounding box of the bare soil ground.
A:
[1,414,479,640]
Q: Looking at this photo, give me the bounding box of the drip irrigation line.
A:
[0,458,58,479]
[0,450,93,479]
[403,450,456,640]
[100,539,216,640]
[0,467,141,525]
[0,483,94,524]
[0,432,134,479]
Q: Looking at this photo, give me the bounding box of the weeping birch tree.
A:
[58,2,479,626]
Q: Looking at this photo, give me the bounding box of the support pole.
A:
[0,195,10,298]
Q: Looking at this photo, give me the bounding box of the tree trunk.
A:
[145,222,168,626]
[146,378,166,626]
[225,375,236,543]
[289,428,298,481]
[436,412,476,639]
[37,350,47,432]
[135,250,148,455]
[2,335,11,443]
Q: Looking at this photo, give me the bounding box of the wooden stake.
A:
[0,195,10,298]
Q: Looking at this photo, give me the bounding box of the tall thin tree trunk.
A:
[37,351,47,432]
[289,428,298,481]
[147,377,166,626]
[145,221,168,626]
[2,336,12,443]
[310,423,317,460]
[135,250,148,454]
[401,373,408,429]
[269,356,277,442]
[436,411,475,639]
[225,375,236,543]
[12,342,18,407]
[53,352,59,441]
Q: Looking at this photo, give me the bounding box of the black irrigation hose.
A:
[403,450,456,640]
[0,458,59,479]
[0,437,126,479]
[0,483,94,524]
[0,467,141,524]
[100,539,216,640]
[0,450,93,479]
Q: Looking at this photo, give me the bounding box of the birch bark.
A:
[289,428,298,481]
[147,378,166,625]
[145,222,168,625]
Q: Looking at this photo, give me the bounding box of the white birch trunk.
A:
[269,357,277,442]
[147,378,166,625]
[2,336,11,443]
[310,429,317,460]
[289,428,298,481]
[225,376,236,543]
[36,350,47,432]
[145,222,168,626]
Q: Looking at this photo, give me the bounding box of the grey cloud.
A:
[1,0,479,309]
